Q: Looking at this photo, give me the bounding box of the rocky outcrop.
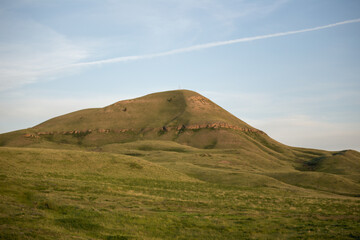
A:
[24,133,39,138]
[188,96,211,105]
[26,122,264,138]
[151,122,263,134]
[98,129,110,133]
[183,122,261,132]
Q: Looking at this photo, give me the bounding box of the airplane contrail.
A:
[71,18,360,67]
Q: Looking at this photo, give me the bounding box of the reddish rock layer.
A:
[25,122,264,137]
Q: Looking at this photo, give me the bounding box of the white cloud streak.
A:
[2,17,359,91]
[0,17,88,91]
[70,18,360,67]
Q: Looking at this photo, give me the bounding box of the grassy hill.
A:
[0,90,359,239]
[0,90,359,195]
[0,147,359,239]
[34,90,253,131]
[0,90,274,149]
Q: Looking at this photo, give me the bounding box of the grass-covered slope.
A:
[0,86,359,238]
[0,90,359,197]
[100,140,360,196]
[34,90,253,131]
[1,147,359,239]
[0,90,279,149]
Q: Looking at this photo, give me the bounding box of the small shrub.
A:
[164,148,186,153]
[204,140,217,149]
[125,152,144,157]
[106,235,129,240]
[73,131,91,138]
[129,162,143,169]
[37,199,58,210]
[55,217,101,231]
[138,145,153,151]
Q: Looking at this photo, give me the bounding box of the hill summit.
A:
[2,90,281,149]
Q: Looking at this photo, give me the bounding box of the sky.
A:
[0,0,359,151]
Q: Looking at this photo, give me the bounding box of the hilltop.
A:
[0,90,281,150]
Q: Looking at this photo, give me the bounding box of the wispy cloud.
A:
[70,18,360,67]
[1,16,359,91]
[0,15,88,91]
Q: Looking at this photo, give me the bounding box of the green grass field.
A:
[0,90,359,239]
[0,145,359,239]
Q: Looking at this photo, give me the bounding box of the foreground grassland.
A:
[0,146,359,239]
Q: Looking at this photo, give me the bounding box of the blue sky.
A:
[0,0,359,151]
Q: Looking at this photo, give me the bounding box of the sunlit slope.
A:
[1,147,359,239]
[0,90,289,150]
[35,90,252,131]
[0,90,360,238]
[100,140,360,196]
[0,147,197,183]
[0,89,359,196]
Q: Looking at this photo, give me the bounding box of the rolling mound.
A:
[0,89,359,196]
[0,90,284,150]
[0,90,360,238]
